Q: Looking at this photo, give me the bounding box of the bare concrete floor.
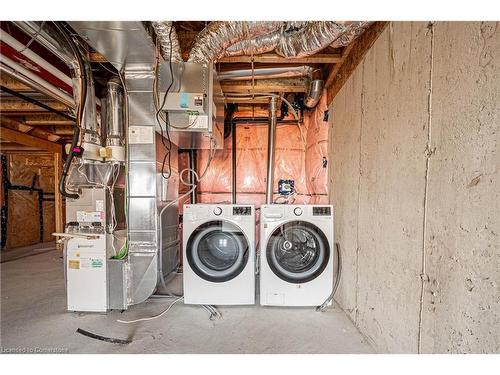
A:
[0,249,374,354]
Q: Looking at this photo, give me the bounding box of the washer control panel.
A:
[233,206,252,216]
[312,206,332,216]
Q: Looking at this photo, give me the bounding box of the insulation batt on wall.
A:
[189,93,330,207]
[3,153,56,249]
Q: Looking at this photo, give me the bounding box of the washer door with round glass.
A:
[266,220,330,284]
[186,220,249,283]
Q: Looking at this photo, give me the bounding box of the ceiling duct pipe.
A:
[329,21,373,48]
[149,21,183,62]
[304,78,324,108]
[275,21,348,58]
[265,96,278,205]
[188,21,284,63]
[218,66,313,81]
[223,29,282,57]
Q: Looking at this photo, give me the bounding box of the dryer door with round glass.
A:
[266,220,330,284]
[186,220,249,283]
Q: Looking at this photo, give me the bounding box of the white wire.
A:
[117,296,184,324]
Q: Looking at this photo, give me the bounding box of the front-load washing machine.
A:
[183,204,255,305]
[260,204,334,306]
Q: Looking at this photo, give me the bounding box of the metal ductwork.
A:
[69,21,180,307]
[304,79,324,108]
[188,21,284,63]
[218,21,373,59]
[224,29,282,57]
[330,21,373,48]
[275,21,348,58]
[218,66,313,81]
[265,97,278,204]
[104,77,126,162]
[150,21,183,62]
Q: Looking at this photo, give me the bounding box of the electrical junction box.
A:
[66,235,108,312]
[278,179,295,195]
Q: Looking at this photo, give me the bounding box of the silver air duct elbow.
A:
[188,21,284,63]
[304,79,324,108]
[150,21,183,62]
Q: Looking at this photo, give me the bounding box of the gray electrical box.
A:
[158,62,224,150]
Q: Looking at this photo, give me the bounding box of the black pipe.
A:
[232,122,237,204]
[224,103,237,139]
[59,126,80,199]
[0,85,75,121]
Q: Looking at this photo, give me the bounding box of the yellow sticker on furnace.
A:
[68,260,80,269]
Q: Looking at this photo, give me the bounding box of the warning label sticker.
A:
[129,126,154,144]
[81,258,104,269]
[68,260,80,269]
[76,211,104,223]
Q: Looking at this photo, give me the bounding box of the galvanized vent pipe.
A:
[105,78,125,147]
[265,97,277,204]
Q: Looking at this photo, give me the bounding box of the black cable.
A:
[154,25,174,179]
[76,328,131,345]
[53,22,87,200]
[0,85,75,121]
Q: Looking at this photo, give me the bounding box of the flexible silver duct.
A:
[220,21,373,59]
[330,21,373,48]
[224,29,282,57]
[188,21,284,63]
[275,21,348,58]
[150,21,183,62]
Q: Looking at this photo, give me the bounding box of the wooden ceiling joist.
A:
[326,22,389,104]
[219,52,343,64]
[0,126,61,153]
[0,98,70,112]
[222,77,308,94]
[0,75,34,92]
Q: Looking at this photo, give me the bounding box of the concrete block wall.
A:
[328,22,499,353]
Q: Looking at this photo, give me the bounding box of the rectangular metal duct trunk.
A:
[70,21,180,307]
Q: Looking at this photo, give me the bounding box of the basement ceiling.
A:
[0,21,387,151]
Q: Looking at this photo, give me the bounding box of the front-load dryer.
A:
[183,204,255,305]
[260,204,334,306]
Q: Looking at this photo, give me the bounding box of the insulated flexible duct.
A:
[188,21,284,63]
[150,21,183,62]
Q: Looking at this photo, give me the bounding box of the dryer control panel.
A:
[233,206,252,216]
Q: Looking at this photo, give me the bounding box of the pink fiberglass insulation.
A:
[180,93,329,208]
